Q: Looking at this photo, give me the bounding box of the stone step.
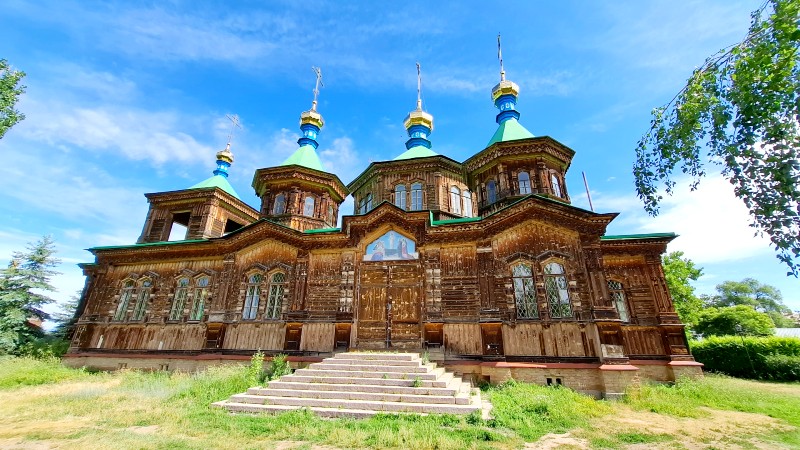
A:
[331,352,419,361]
[282,373,452,388]
[236,389,472,405]
[320,358,424,367]
[262,380,460,396]
[212,402,410,419]
[293,367,443,381]
[222,394,481,414]
[308,362,431,373]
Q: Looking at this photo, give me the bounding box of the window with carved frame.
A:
[394,184,407,210]
[518,171,531,194]
[169,277,190,321]
[131,278,152,321]
[607,280,630,322]
[272,193,286,214]
[303,195,316,217]
[450,186,461,215]
[189,277,210,321]
[462,190,473,217]
[410,183,423,210]
[113,280,135,321]
[264,272,286,319]
[487,180,497,204]
[242,273,262,320]
[551,173,563,198]
[544,262,572,318]
[511,262,538,319]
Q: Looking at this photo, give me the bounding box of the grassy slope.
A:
[0,357,798,449]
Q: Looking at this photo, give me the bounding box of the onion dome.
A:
[395,63,438,160]
[281,67,326,171]
[486,35,534,147]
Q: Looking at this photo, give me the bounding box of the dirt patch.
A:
[0,439,56,450]
[526,433,587,449]
[533,405,794,449]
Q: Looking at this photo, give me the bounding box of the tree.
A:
[51,289,82,340]
[0,236,60,354]
[694,305,775,337]
[0,58,26,139]
[706,278,795,327]
[634,0,800,276]
[662,251,704,327]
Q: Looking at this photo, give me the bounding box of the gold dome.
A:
[403,108,434,131]
[491,79,520,102]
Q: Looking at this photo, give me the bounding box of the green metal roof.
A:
[394,146,438,160]
[486,118,535,147]
[281,144,325,171]
[189,174,240,199]
[601,232,677,241]
[90,238,209,251]
[303,227,341,234]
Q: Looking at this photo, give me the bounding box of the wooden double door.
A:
[356,263,422,349]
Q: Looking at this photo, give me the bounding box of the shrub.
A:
[246,350,264,386]
[265,353,292,381]
[690,335,800,381]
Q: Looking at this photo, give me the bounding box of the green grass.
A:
[0,356,101,388]
[0,358,798,449]
[624,375,800,447]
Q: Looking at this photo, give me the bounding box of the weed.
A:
[247,350,264,386]
[412,376,422,388]
[265,353,292,381]
[421,351,430,365]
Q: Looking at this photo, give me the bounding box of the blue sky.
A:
[1,0,798,313]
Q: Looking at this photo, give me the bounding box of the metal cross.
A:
[312,66,323,110]
[497,33,505,81]
[416,62,422,110]
[225,114,241,145]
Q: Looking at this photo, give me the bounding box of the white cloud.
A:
[320,136,363,185]
[591,173,773,264]
[19,100,214,165]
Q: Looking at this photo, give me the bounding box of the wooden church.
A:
[65,59,702,397]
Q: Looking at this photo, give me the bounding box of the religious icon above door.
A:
[363,230,418,261]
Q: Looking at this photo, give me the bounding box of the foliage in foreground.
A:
[690,335,800,380]
[634,0,800,275]
[0,236,60,355]
[0,58,26,140]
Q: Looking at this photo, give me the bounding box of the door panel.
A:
[356,263,422,348]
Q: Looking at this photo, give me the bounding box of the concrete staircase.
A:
[213,352,482,418]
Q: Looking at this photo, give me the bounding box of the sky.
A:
[1,0,798,315]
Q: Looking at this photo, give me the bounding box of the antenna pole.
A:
[582,171,594,212]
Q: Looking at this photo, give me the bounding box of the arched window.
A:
[450,186,461,215]
[518,172,531,194]
[189,277,210,321]
[551,173,562,198]
[265,272,286,319]
[131,279,152,321]
[169,277,190,321]
[272,193,286,215]
[243,273,262,320]
[462,190,473,217]
[304,195,316,217]
[113,280,135,321]
[608,280,629,322]
[411,183,423,210]
[487,180,497,204]
[512,263,538,319]
[394,185,407,210]
[544,262,572,318]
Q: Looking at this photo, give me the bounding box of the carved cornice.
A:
[347,155,465,193]
[252,166,347,201]
[144,188,259,221]
[463,136,576,174]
